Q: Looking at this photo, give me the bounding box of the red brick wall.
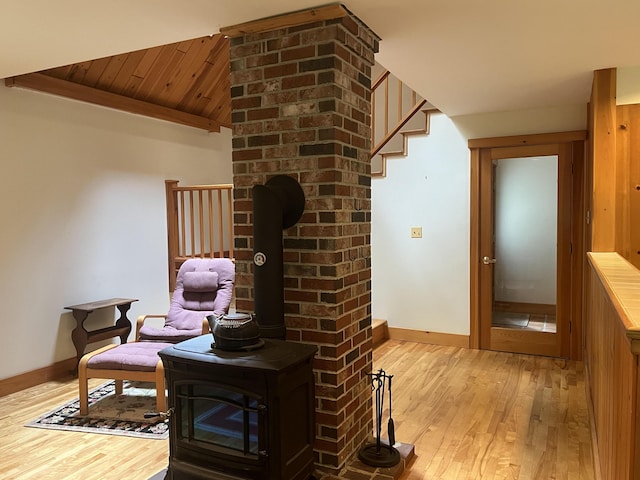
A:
[229,14,378,471]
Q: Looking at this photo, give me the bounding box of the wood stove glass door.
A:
[177,382,263,456]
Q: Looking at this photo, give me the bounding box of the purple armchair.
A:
[77,258,235,415]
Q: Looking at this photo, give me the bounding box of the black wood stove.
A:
[159,335,317,480]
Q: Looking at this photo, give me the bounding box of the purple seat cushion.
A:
[86,342,174,371]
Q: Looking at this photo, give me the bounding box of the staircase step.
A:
[372,319,389,348]
[372,109,432,177]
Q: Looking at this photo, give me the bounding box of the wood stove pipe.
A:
[252,175,305,339]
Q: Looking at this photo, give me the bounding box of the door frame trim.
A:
[469,130,587,359]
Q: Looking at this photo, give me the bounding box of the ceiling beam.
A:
[5,73,222,132]
[220,3,348,37]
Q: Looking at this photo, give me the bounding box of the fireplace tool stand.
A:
[358,369,400,467]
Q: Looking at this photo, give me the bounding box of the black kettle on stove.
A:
[206,312,264,351]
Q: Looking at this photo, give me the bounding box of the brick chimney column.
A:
[228,10,379,472]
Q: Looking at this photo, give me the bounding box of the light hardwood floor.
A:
[374,340,598,480]
[0,377,168,480]
[0,341,598,479]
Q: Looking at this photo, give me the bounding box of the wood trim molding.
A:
[493,301,556,316]
[5,73,222,132]
[469,148,481,349]
[221,4,349,37]
[469,133,586,360]
[468,130,587,149]
[388,327,470,349]
[0,357,76,397]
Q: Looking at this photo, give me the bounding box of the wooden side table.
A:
[65,297,138,366]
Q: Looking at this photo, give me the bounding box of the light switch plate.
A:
[411,227,422,238]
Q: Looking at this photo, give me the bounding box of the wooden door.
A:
[475,142,576,358]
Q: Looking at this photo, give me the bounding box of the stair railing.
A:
[371,69,427,158]
[165,180,234,292]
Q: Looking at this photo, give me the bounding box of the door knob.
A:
[482,256,497,265]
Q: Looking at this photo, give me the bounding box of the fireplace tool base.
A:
[358,442,401,467]
[358,369,400,468]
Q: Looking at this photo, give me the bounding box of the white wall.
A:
[0,86,232,379]
[618,66,640,105]
[371,113,470,335]
[451,104,587,140]
[1,71,594,378]
[371,104,587,337]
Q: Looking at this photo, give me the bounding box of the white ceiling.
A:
[2,0,639,117]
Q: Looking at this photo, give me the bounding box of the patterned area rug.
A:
[26,381,169,439]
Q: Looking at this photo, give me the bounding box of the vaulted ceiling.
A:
[2,1,640,125]
[6,34,231,132]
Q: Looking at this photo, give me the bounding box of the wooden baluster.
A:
[198,189,204,258]
[227,187,234,259]
[165,180,179,292]
[189,190,195,258]
[179,191,186,258]
[384,75,389,137]
[208,189,214,258]
[217,188,224,258]
[397,76,402,125]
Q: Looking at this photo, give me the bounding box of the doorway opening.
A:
[469,132,586,359]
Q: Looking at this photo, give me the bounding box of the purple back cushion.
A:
[138,258,235,342]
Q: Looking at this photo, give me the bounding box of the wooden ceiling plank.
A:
[220,3,348,37]
[163,37,218,107]
[176,62,216,113]
[6,73,222,132]
[202,84,231,124]
[176,39,194,54]
[202,88,230,121]
[94,53,129,90]
[177,37,227,96]
[121,74,145,99]
[130,45,164,81]
[205,99,230,126]
[146,49,186,105]
[110,50,148,95]
[42,65,74,79]
[135,45,183,102]
[177,66,215,112]
[204,33,230,65]
[188,65,226,117]
[189,93,216,119]
[83,57,112,88]
[203,65,230,101]
[175,36,229,111]
[67,61,93,83]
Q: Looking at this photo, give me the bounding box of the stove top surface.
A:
[160,334,317,372]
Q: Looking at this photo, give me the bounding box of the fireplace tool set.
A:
[358,368,401,467]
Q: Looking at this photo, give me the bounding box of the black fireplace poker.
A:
[358,369,401,467]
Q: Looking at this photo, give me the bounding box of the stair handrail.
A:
[371,68,427,157]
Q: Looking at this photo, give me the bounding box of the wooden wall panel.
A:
[589,68,617,251]
[616,104,640,270]
[586,253,640,480]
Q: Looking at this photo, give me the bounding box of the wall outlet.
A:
[411,227,422,238]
